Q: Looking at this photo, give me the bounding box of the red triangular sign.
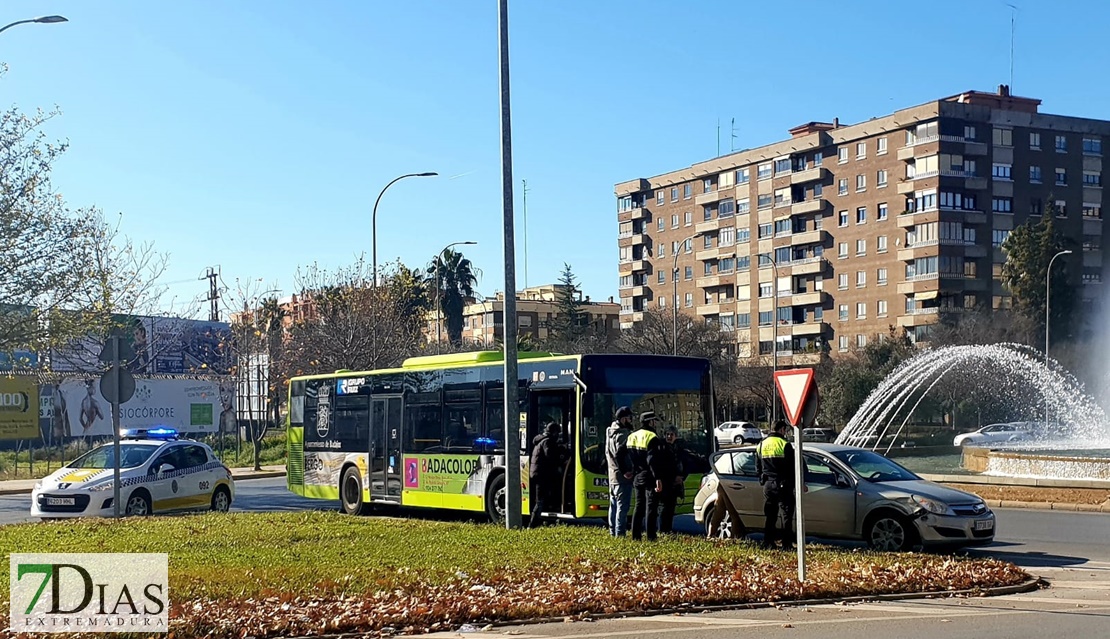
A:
[774,368,815,427]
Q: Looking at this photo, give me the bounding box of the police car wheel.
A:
[211,486,231,512]
[125,490,152,517]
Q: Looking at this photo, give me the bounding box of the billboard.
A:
[48,315,231,375]
[0,377,39,440]
[57,378,236,437]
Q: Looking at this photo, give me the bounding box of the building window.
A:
[703,206,714,222]
[1055,199,1067,217]
[774,187,791,207]
[737,313,751,328]
[814,151,823,166]
[1083,204,1102,219]
[877,268,888,285]
[838,210,848,227]
[1030,165,1042,183]
[838,273,848,290]
[992,197,1013,213]
[1083,138,1102,155]
[704,262,714,276]
[719,258,735,273]
[685,293,693,308]
[992,229,1010,247]
[702,179,712,194]
[992,127,1013,147]
[736,256,750,269]
[1055,135,1068,153]
[671,187,679,202]
[684,266,693,280]
[1083,171,1102,187]
[838,242,848,258]
[719,171,734,188]
[775,158,791,174]
[757,163,772,180]
[857,271,867,288]
[856,142,867,159]
[838,305,848,321]
[877,299,888,317]
[838,147,849,163]
[814,182,824,198]
[659,296,666,308]
[836,179,846,196]
[737,198,750,214]
[736,168,750,184]
[703,235,713,249]
[658,243,665,258]
[1029,132,1041,149]
[877,137,888,154]
[719,227,735,246]
[657,218,664,232]
[856,238,866,256]
[657,271,665,284]
[992,163,1012,180]
[656,190,664,205]
[877,235,888,253]
[719,198,735,217]
[839,335,848,351]
[856,206,867,224]
[758,283,773,298]
[857,333,867,347]
[684,184,692,199]
[856,174,866,192]
[1056,168,1067,186]
[1030,198,1043,216]
[774,219,791,236]
[672,214,679,228]
[757,194,772,209]
[758,223,772,238]
[855,303,866,319]
[877,169,888,187]
[878,202,888,220]
[737,228,750,243]
[684,210,693,226]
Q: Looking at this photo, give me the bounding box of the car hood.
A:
[39,467,113,489]
[877,480,982,505]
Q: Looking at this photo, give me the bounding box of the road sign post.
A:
[98,335,135,519]
[774,368,819,584]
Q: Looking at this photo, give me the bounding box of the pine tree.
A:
[550,263,586,346]
[999,202,1077,346]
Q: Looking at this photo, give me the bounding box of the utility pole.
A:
[202,266,220,322]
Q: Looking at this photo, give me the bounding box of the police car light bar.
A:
[120,427,179,440]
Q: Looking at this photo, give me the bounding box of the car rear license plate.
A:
[46,497,75,506]
[974,519,994,531]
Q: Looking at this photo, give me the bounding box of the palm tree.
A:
[429,249,480,345]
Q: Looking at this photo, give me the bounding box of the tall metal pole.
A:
[434,241,477,354]
[522,179,529,289]
[1045,249,1071,424]
[672,233,701,356]
[0,15,67,35]
[111,336,122,519]
[498,0,522,530]
[769,257,779,423]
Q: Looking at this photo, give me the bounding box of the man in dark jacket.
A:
[605,406,635,537]
[529,422,568,528]
[657,424,686,534]
[626,411,665,541]
[756,420,796,549]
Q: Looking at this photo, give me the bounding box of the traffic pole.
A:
[794,427,805,582]
[111,336,122,519]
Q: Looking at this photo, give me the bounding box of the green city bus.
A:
[286,351,714,522]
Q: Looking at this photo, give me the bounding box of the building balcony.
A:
[790,198,830,216]
[957,209,988,225]
[896,180,917,195]
[1084,217,1103,236]
[789,167,829,185]
[630,285,648,297]
[792,351,827,365]
[631,233,650,246]
[618,206,650,222]
[695,218,720,235]
[695,190,725,206]
[695,248,718,261]
[964,176,989,190]
[630,259,649,273]
[896,146,916,161]
[790,256,831,275]
[696,303,721,316]
[897,241,940,261]
[790,290,829,306]
[897,310,941,327]
[963,244,989,258]
[897,274,939,295]
[960,140,989,156]
[897,208,939,227]
[792,321,831,336]
[790,229,828,246]
[696,275,721,288]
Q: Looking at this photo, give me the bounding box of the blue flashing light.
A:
[120,427,179,441]
[474,437,498,446]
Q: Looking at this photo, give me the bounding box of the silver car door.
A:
[801,452,856,538]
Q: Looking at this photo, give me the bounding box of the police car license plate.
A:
[46,497,75,506]
[974,519,993,531]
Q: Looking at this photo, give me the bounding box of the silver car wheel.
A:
[869,516,907,551]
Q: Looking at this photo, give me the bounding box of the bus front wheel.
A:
[486,474,506,523]
[340,466,369,516]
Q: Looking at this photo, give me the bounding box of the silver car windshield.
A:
[68,444,160,469]
[830,449,919,482]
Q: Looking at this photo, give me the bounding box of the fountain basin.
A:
[963,447,1110,481]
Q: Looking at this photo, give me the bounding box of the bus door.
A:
[527,388,576,515]
[370,396,403,501]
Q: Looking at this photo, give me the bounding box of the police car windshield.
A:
[69,444,160,469]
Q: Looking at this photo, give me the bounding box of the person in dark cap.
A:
[626,411,665,541]
[605,406,635,536]
[529,422,568,528]
[657,424,687,534]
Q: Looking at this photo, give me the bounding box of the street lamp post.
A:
[0,15,67,35]
[433,241,477,353]
[371,172,437,286]
[671,233,703,356]
[1044,249,1072,424]
[766,256,780,423]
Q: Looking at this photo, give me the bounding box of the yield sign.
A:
[774,368,816,427]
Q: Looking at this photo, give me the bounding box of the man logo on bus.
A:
[404,459,419,488]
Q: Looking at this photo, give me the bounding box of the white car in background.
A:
[31,428,235,518]
[715,421,763,445]
[952,423,1032,447]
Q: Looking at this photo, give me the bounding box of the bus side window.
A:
[483,404,504,453]
[445,404,480,453]
[406,404,442,453]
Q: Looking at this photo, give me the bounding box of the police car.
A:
[31,428,235,518]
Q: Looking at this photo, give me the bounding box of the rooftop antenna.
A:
[521,178,530,288]
[731,118,738,152]
[1006,3,1018,90]
[716,118,720,157]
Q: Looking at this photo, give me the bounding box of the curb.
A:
[288,575,1045,638]
[0,470,288,497]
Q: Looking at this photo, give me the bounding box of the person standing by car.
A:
[529,422,568,528]
[657,424,686,534]
[756,420,796,549]
[605,406,635,537]
[626,411,665,541]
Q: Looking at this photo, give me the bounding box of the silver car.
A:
[692,443,995,551]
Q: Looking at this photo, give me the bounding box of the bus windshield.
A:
[579,357,712,478]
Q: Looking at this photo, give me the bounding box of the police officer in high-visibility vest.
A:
[626,411,665,541]
[756,420,796,549]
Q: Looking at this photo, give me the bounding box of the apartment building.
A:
[616,86,1107,362]
[456,284,621,346]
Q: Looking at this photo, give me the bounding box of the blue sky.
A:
[3,0,1109,317]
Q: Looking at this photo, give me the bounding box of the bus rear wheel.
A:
[486,474,506,523]
[340,466,369,516]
